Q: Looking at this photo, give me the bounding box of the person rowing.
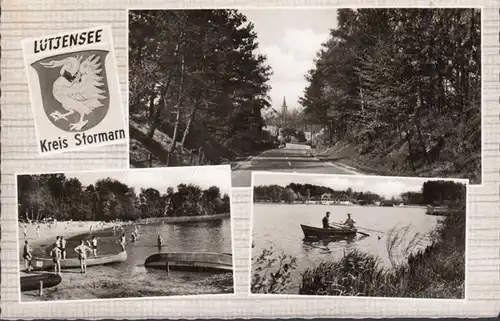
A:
[342,213,356,230]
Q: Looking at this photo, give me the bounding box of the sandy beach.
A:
[19,220,119,254]
[18,220,234,301]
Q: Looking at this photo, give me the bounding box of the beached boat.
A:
[144,252,233,272]
[426,206,464,216]
[30,251,127,271]
[20,273,62,292]
[301,224,357,239]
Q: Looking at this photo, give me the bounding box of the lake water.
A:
[34,218,232,275]
[252,204,440,293]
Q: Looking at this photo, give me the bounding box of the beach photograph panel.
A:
[128,8,482,187]
[250,172,467,299]
[17,165,234,302]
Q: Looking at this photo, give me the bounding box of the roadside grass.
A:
[313,141,480,184]
[299,212,465,298]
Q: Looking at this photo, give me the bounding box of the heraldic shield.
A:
[31,50,110,132]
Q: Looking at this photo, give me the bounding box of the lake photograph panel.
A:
[17,165,234,302]
[128,8,482,187]
[251,172,467,299]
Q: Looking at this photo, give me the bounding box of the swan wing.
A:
[66,55,106,110]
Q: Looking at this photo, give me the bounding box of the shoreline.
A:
[137,213,230,224]
[253,201,427,209]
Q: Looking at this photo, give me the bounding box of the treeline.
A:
[254,181,466,206]
[129,10,275,166]
[17,174,230,222]
[300,9,481,182]
[253,183,383,204]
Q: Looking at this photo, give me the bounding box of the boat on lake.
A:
[30,251,127,271]
[20,273,62,292]
[144,252,233,273]
[300,224,357,239]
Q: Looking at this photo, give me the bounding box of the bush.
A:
[251,246,298,294]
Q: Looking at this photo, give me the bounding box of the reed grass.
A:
[299,212,465,298]
[251,246,298,294]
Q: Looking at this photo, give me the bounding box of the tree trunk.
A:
[147,90,156,119]
[180,106,198,150]
[166,51,186,166]
[405,130,416,172]
[146,38,182,140]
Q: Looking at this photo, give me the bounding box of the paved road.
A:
[231,143,360,187]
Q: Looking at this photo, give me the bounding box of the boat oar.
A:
[356,226,385,234]
[330,223,370,237]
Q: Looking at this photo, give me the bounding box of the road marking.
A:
[323,160,361,175]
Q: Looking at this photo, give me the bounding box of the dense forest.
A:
[129,10,276,167]
[253,180,465,206]
[17,174,230,222]
[300,9,481,183]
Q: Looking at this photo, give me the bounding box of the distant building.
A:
[281,96,288,115]
[281,96,287,127]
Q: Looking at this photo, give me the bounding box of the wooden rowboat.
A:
[30,251,127,271]
[20,273,62,292]
[144,252,233,273]
[301,224,357,239]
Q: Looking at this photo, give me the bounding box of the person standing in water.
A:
[131,231,137,243]
[49,243,62,275]
[23,225,27,239]
[87,236,98,257]
[343,213,356,229]
[119,233,126,251]
[36,225,40,238]
[91,236,98,257]
[157,234,163,251]
[60,236,67,259]
[75,240,92,273]
[23,240,33,272]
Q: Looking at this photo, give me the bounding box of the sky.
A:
[253,173,468,199]
[65,165,231,196]
[240,8,338,112]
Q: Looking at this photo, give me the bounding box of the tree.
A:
[129,10,273,165]
[299,9,481,182]
[17,174,230,221]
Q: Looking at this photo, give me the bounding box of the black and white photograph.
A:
[17,165,234,301]
[250,172,467,299]
[128,8,482,187]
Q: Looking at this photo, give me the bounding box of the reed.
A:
[299,212,465,298]
[251,246,298,294]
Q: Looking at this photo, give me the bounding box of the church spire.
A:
[281,96,287,114]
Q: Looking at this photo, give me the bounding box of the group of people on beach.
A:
[22,222,170,275]
[23,234,99,275]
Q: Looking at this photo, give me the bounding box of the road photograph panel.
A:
[128,8,482,187]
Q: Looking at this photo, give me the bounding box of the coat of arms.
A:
[31,50,110,132]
